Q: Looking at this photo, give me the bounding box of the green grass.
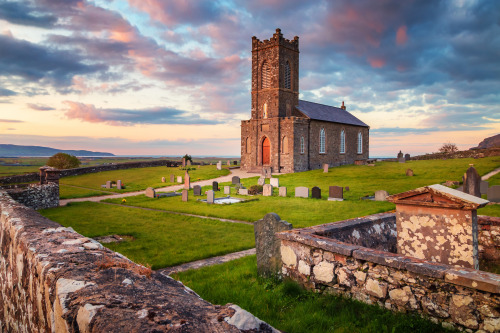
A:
[487,172,500,186]
[478,204,500,217]
[59,185,110,199]
[39,202,254,269]
[174,255,451,333]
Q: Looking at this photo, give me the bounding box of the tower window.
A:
[284,62,291,89]
[262,62,270,89]
[319,128,326,153]
[282,136,288,154]
[340,130,345,154]
[357,132,363,154]
[262,103,268,119]
[300,136,304,154]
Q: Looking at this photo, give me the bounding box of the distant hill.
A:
[0,144,114,157]
[473,134,500,149]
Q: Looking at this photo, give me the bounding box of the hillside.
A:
[474,133,500,149]
[0,144,114,157]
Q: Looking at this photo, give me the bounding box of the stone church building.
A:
[241,29,369,173]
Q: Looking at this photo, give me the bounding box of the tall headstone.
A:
[397,151,405,163]
[212,181,219,191]
[161,177,166,183]
[116,180,123,190]
[193,185,202,196]
[258,177,265,186]
[224,186,231,195]
[270,178,279,187]
[232,176,240,184]
[207,190,214,204]
[216,161,222,170]
[328,186,343,201]
[187,160,191,166]
[323,164,329,173]
[311,186,321,199]
[480,181,489,195]
[170,174,175,182]
[145,187,156,198]
[184,171,191,189]
[177,176,183,183]
[263,184,273,196]
[182,157,186,167]
[106,181,112,189]
[464,166,481,197]
[182,189,188,202]
[397,151,403,159]
[227,160,231,166]
[254,213,293,278]
[375,190,389,201]
[487,185,500,202]
[278,186,287,197]
[295,187,309,198]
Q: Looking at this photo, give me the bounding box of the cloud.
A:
[62,101,222,126]
[396,25,408,45]
[27,103,55,111]
[0,87,17,96]
[0,119,23,123]
[0,1,57,28]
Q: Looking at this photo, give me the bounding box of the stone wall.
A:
[6,183,59,210]
[478,215,500,262]
[277,212,500,332]
[0,192,275,332]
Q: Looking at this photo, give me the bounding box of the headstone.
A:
[187,160,191,166]
[270,178,279,187]
[295,187,309,198]
[233,161,237,165]
[263,184,273,196]
[106,181,112,189]
[487,185,500,202]
[406,169,414,177]
[224,186,231,195]
[258,177,265,186]
[212,181,219,191]
[182,189,188,202]
[232,176,240,184]
[206,190,214,204]
[227,160,231,166]
[480,181,489,195]
[262,167,272,178]
[375,190,389,201]
[311,186,321,199]
[397,151,405,163]
[170,174,175,182]
[116,180,122,190]
[193,185,202,196]
[397,150,403,159]
[278,186,287,197]
[161,177,166,183]
[184,171,190,189]
[345,186,350,191]
[182,157,186,167]
[328,186,343,201]
[145,187,156,198]
[216,161,222,170]
[323,163,329,173]
[464,166,481,197]
[254,213,293,278]
[239,188,249,195]
[404,153,410,161]
[177,176,182,183]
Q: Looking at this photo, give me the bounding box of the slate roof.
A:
[296,100,369,127]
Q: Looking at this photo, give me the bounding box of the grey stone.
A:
[405,153,410,161]
[170,174,175,182]
[193,185,202,196]
[375,190,389,201]
[464,166,481,197]
[161,177,166,183]
[254,213,292,278]
[106,181,111,189]
[224,186,231,195]
[279,187,287,197]
[406,169,414,177]
[295,186,309,198]
[397,150,403,159]
[212,181,219,191]
[480,181,489,195]
[232,176,240,184]
[487,185,500,202]
[258,177,265,186]
[184,171,190,189]
[145,187,156,198]
[182,189,188,202]
[239,188,249,195]
[311,186,321,199]
[323,163,329,173]
[328,186,343,200]
[263,184,273,196]
[270,178,279,187]
[116,180,122,190]
[206,190,214,204]
[177,176,182,183]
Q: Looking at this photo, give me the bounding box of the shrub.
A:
[47,153,81,169]
[248,185,263,195]
[438,142,458,154]
[182,154,192,162]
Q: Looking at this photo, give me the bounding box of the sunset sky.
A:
[0,0,499,157]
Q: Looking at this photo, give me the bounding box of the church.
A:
[241,29,370,173]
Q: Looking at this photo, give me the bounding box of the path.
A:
[158,248,256,276]
[482,167,500,181]
[59,168,261,206]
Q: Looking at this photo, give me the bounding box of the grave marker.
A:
[177,176,182,183]
[182,157,186,167]
[187,160,191,166]
[270,178,279,187]
[328,186,343,201]
[145,187,156,198]
[278,186,287,197]
[212,181,219,191]
[405,153,410,161]
[227,160,231,166]
[232,176,240,184]
[233,161,237,165]
[224,186,230,195]
[184,171,190,189]
[406,169,414,177]
[312,186,321,199]
[161,177,166,183]
[207,190,214,204]
[375,190,389,201]
[323,163,329,173]
[106,181,112,189]
[263,184,273,196]
[116,180,123,190]
[464,166,481,197]
[487,185,500,202]
[170,174,175,182]
[480,181,489,195]
[295,187,309,198]
[216,161,222,170]
[258,177,265,186]
[239,188,249,195]
[193,185,202,196]
[182,189,188,202]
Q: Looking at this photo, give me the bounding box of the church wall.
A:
[291,120,310,172]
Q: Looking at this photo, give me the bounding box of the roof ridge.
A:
[299,99,343,110]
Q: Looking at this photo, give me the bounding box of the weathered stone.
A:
[295,187,309,198]
[232,176,240,184]
[480,181,489,195]
[145,187,156,198]
[270,178,279,187]
[206,190,214,204]
[374,190,388,201]
[239,189,249,195]
[323,163,329,173]
[364,278,387,298]
[464,166,481,197]
[406,169,414,177]
[483,318,500,333]
[187,160,191,166]
[212,181,219,191]
[170,174,175,182]
[177,176,182,183]
[337,267,354,287]
[106,181,111,189]
[181,157,186,167]
[182,189,188,202]
[224,186,231,195]
[257,177,265,186]
[311,186,321,199]
[281,244,297,268]
[161,177,166,183]
[298,260,311,276]
[263,184,273,196]
[184,171,190,189]
[449,295,478,329]
[328,186,342,200]
[313,261,335,283]
[216,161,222,170]
[487,185,500,203]
[404,153,410,161]
[193,185,202,196]
[278,187,287,197]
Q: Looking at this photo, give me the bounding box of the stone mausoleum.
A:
[241,29,370,173]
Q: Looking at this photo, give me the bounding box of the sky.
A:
[0,0,499,157]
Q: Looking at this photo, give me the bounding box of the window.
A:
[262,62,270,89]
[262,103,268,119]
[357,132,362,154]
[319,128,326,153]
[300,136,304,154]
[246,137,251,154]
[284,62,291,89]
[340,130,345,154]
[282,136,288,154]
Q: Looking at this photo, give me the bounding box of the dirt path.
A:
[482,167,500,180]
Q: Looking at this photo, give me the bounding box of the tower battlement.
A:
[252,28,299,51]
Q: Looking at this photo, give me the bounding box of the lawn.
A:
[174,255,451,333]
[59,184,110,199]
[39,202,254,269]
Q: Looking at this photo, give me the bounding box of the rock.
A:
[77,303,104,333]
[364,279,387,298]
[225,304,278,332]
[281,245,297,268]
[298,260,311,276]
[475,134,500,149]
[449,295,479,329]
[313,261,335,283]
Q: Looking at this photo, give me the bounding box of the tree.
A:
[438,142,459,154]
[182,154,192,162]
[47,153,81,169]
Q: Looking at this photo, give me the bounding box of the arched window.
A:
[246,137,251,154]
[262,62,270,89]
[262,103,268,119]
[284,62,291,89]
[282,136,288,154]
[357,132,362,154]
[319,128,326,153]
[300,136,305,154]
[340,130,345,154]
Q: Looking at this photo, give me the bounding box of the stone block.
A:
[312,261,335,283]
[278,187,287,197]
[281,244,297,268]
[232,176,240,184]
[295,186,309,198]
[374,190,388,201]
[445,268,500,294]
[270,177,279,187]
[239,188,249,195]
[328,186,343,200]
[487,185,500,202]
[193,185,202,196]
[145,187,155,198]
[206,190,214,204]
[224,186,230,195]
[184,171,190,189]
[311,186,321,199]
[464,166,481,197]
[181,189,188,202]
[263,184,273,196]
[364,278,388,298]
[116,180,122,190]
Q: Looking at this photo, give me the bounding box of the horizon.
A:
[0,0,499,156]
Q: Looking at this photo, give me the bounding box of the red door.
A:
[262,137,270,165]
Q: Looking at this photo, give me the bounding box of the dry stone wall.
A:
[0,192,276,332]
[6,183,59,210]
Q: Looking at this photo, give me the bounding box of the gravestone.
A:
[270,178,279,187]
[278,187,287,197]
[258,177,265,186]
[323,163,329,173]
[311,186,321,199]
[328,186,343,201]
[480,181,489,195]
[397,150,403,159]
[405,153,410,161]
[206,190,214,204]
[262,167,272,178]
[216,161,222,170]
[233,161,237,165]
[116,180,123,190]
[406,169,414,177]
[254,213,293,278]
[177,176,182,183]
[487,185,500,202]
[184,171,190,189]
[182,189,188,202]
[161,177,166,183]
[170,174,175,182]
[182,158,186,167]
[145,187,156,198]
[106,181,112,189]
[224,186,230,195]
[232,176,240,184]
[193,185,202,196]
[187,160,191,166]
[295,187,309,198]
[464,166,481,197]
[345,186,350,191]
[212,181,219,191]
[239,188,249,195]
[263,184,273,196]
[227,160,231,166]
[375,190,389,201]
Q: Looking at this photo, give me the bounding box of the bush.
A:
[438,142,458,154]
[47,153,81,169]
[248,185,263,195]
[182,154,192,162]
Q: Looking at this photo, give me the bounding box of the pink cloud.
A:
[368,57,386,68]
[396,25,408,45]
